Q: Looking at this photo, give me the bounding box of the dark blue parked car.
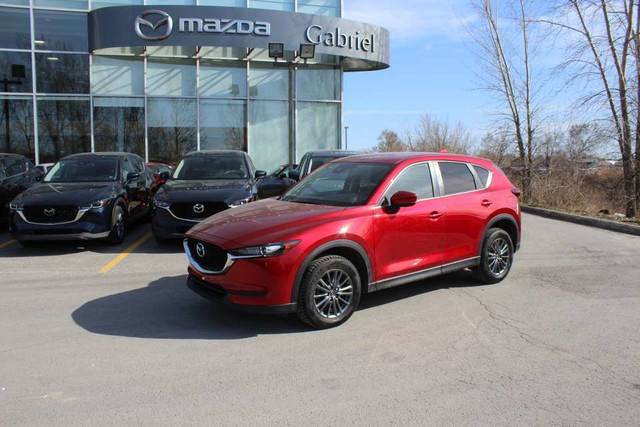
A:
[9,152,154,246]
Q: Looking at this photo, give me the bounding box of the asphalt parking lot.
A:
[1,213,639,426]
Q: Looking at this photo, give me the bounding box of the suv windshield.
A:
[173,156,249,180]
[44,158,119,183]
[282,162,392,207]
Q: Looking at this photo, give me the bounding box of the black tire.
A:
[154,234,170,245]
[473,228,514,284]
[18,240,34,248]
[296,255,361,329]
[106,205,126,245]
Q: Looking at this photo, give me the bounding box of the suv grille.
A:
[23,205,79,224]
[187,238,228,271]
[170,202,228,221]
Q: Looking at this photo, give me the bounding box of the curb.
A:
[522,206,640,237]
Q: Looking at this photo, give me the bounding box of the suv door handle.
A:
[429,211,443,219]
[481,199,493,207]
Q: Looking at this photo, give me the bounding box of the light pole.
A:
[344,126,349,150]
[268,43,315,170]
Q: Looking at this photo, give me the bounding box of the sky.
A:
[341,0,486,151]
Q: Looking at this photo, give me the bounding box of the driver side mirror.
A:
[126,172,140,182]
[288,170,300,181]
[159,171,170,181]
[255,170,267,179]
[390,190,417,208]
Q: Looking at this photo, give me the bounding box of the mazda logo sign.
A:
[193,204,205,214]
[196,243,206,258]
[44,207,55,217]
[135,10,173,41]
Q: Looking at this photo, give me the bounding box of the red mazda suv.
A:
[184,153,521,329]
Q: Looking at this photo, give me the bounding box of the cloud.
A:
[343,0,476,41]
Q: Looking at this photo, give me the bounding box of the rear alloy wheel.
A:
[106,205,126,245]
[297,255,361,329]
[474,228,514,284]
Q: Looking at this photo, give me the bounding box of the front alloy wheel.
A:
[313,269,354,319]
[297,255,361,329]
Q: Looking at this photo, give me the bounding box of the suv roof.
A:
[64,152,134,160]
[306,150,360,156]
[185,150,245,157]
[334,152,494,167]
[0,153,26,160]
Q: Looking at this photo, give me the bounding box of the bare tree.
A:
[408,114,470,154]
[565,123,606,165]
[373,130,407,152]
[467,0,541,202]
[546,0,637,217]
[476,130,512,166]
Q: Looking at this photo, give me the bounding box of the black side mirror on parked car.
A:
[126,172,140,181]
[159,171,170,181]
[288,170,300,181]
[390,190,417,208]
[255,170,267,179]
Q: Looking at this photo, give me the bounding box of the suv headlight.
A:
[9,201,23,211]
[228,196,253,208]
[81,198,112,210]
[228,240,300,258]
[154,199,170,208]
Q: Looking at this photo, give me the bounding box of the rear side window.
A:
[439,162,476,195]
[473,165,491,188]
[384,163,434,202]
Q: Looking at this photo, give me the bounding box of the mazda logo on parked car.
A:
[135,10,173,41]
[193,203,205,213]
[44,207,55,217]
[196,242,206,258]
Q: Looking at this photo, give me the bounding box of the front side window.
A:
[4,158,25,177]
[282,162,392,207]
[173,156,249,180]
[44,158,119,182]
[122,158,136,177]
[439,162,477,195]
[383,163,434,204]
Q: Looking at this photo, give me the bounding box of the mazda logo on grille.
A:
[135,10,173,41]
[44,207,55,217]
[193,204,205,214]
[196,243,206,258]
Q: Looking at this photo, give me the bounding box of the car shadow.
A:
[72,271,487,340]
[0,221,185,257]
[71,275,309,340]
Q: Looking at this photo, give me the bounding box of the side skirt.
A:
[368,257,480,293]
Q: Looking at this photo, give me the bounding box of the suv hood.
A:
[16,182,117,206]
[189,198,345,246]
[156,179,251,203]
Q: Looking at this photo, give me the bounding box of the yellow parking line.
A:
[99,232,152,274]
[0,239,16,249]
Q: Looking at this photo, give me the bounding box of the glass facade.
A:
[0,0,342,170]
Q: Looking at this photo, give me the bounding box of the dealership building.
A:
[0,1,388,170]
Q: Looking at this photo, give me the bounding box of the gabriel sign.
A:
[305,25,376,53]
